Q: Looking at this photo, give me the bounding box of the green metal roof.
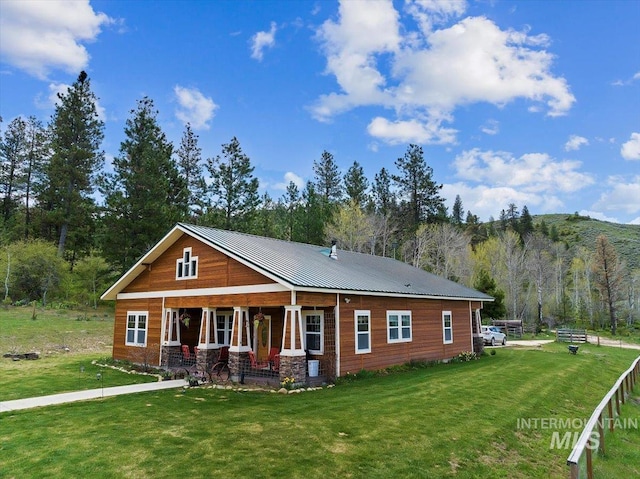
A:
[180,223,492,301]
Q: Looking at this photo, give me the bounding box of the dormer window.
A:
[176,247,198,280]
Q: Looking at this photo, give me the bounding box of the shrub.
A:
[455,351,477,362]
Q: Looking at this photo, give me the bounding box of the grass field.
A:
[1,306,639,478]
[0,305,157,401]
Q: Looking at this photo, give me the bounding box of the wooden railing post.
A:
[586,444,593,479]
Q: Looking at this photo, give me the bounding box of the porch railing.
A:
[566,354,640,478]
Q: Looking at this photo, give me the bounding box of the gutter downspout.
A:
[335,293,340,378]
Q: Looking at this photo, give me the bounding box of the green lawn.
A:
[2,342,639,478]
[0,305,157,401]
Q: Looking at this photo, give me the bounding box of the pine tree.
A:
[40,71,104,258]
[100,97,187,272]
[282,180,300,241]
[206,137,260,232]
[474,269,506,320]
[392,144,444,232]
[313,150,342,202]
[344,161,369,208]
[371,167,394,216]
[22,117,48,239]
[175,123,207,221]
[451,194,464,225]
[519,205,534,238]
[0,117,27,224]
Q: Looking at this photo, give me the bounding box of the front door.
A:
[254,315,271,361]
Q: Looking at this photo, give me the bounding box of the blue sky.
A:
[1,0,639,224]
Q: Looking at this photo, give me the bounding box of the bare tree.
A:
[500,230,528,322]
[592,235,625,334]
[525,233,553,331]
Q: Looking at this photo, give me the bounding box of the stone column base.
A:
[161,345,181,368]
[279,355,306,385]
[228,350,249,382]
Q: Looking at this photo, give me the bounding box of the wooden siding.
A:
[112,298,164,365]
[338,296,473,375]
[123,234,275,294]
[164,291,291,309]
[296,291,337,307]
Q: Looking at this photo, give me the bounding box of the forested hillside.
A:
[532,214,640,271]
[1,72,638,335]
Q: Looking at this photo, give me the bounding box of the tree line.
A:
[1,72,638,334]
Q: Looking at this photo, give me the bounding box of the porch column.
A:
[197,308,218,370]
[160,308,181,367]
[279,305,306,384]
[229,307,251,381]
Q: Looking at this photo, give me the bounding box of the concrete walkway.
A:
[0,379,188,413]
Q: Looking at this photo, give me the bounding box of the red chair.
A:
[248,350,269,369]
[181,344,191,361]
[271,354,280,372]
[267,347,280,372]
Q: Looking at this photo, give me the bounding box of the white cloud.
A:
[592,176,640,214]
[174,86,218,130]
[480,119,499,135]
[272,171,305,191]
[0,0,113,79]
[367,116,457,144]
[621,132,640,160]
[442,182,563,221]
[405,0,467,35]
[629,216,640,225]
[578,210,620,224]
[564,135,589,151]
[311,0,575,145]
[250,22,277,61]
[453,148,594,193]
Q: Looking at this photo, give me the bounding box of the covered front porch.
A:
[159,304,334,386]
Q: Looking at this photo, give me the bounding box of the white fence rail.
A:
[566,355,640,479]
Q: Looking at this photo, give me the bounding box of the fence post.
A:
[586,444,593,479]
[597,414,605,455]
[570,463,579,479]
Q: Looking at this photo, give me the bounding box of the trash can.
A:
[308,359,319,377]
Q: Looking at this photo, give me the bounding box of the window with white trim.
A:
[355,310,371,354]
[387,311,412,343]
[176,247,198,280]
[126,311,148,346]
[303,311,324,354]
[442,311,453,344]
[216,311,233,346]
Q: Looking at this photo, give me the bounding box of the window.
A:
[126,311,148,346]
[303,311,324,354]
[176,247,198,280]
[355,310,371,354]
[443,311,453,344]
[216,312,233,346]
[387,311,412,343]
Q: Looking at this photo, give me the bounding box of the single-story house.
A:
[101,223,492,385]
